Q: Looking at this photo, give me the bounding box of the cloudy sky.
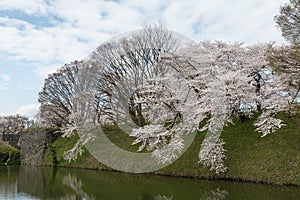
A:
[0,0,288,118]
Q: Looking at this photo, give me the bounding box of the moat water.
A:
[1,165,300,199]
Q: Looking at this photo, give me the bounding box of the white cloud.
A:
[158,0,286,44]
[16,104,39,118]
[0,17,91,63]
[0,0,288,70]
[0,74,11,81]
[0,0,290,72]
[0,0,290,116]
[0,0,48,15]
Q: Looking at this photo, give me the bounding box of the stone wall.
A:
[0,133,20,148]
[19,128,61,165]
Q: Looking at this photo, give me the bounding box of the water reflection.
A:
[0,165,300,200]
[199,188,228,200]
[153,195,173,200]
[62,173,95,200]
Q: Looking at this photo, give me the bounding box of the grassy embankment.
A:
[42,112,300,186]
[0,140,20,165]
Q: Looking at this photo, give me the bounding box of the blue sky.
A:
[0,0,287,118]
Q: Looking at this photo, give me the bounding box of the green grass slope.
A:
[43,113,300,185]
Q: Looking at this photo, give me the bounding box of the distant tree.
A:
[274,0,300,45]
[269,0,300,115]
[38,61,80,127]
[90,25,181,126]
[0,115,32,133]
[62,26,188,161]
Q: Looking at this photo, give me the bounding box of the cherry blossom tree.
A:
[62,61,103,161]
[268,45,299,115]
[150,42,286,173]
[107,41,283,173]
[0,115,33,134]
[60,29,287,174]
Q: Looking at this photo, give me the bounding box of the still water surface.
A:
[0,165,300,199]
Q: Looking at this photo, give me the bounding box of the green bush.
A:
[0,140,20,165]
[47,143,58,167]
